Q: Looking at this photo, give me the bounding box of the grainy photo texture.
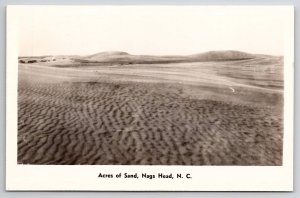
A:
[17,7,284,166]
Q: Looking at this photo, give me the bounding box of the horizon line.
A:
[18,50,283,57]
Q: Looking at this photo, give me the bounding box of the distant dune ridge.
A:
[84,50,256,63]
[19,50,267,65]
[87,51,130,58]
[189,50,256,61]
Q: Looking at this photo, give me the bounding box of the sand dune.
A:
[51,50,258,66]
[189,50,256,61]
[86,50,256,62]
[17,53,283,165]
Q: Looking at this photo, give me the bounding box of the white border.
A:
[6,5,294,191]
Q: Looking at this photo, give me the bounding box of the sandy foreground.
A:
[18,58,283,165]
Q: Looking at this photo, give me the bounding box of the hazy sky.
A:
[17,6,288,56]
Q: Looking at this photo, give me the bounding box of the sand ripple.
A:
[18,80,282,165]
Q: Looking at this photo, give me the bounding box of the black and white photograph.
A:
[6,5,294,191]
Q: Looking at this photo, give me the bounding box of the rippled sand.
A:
[18,58,283,165]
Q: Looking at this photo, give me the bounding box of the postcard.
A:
[6,5,294,191]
